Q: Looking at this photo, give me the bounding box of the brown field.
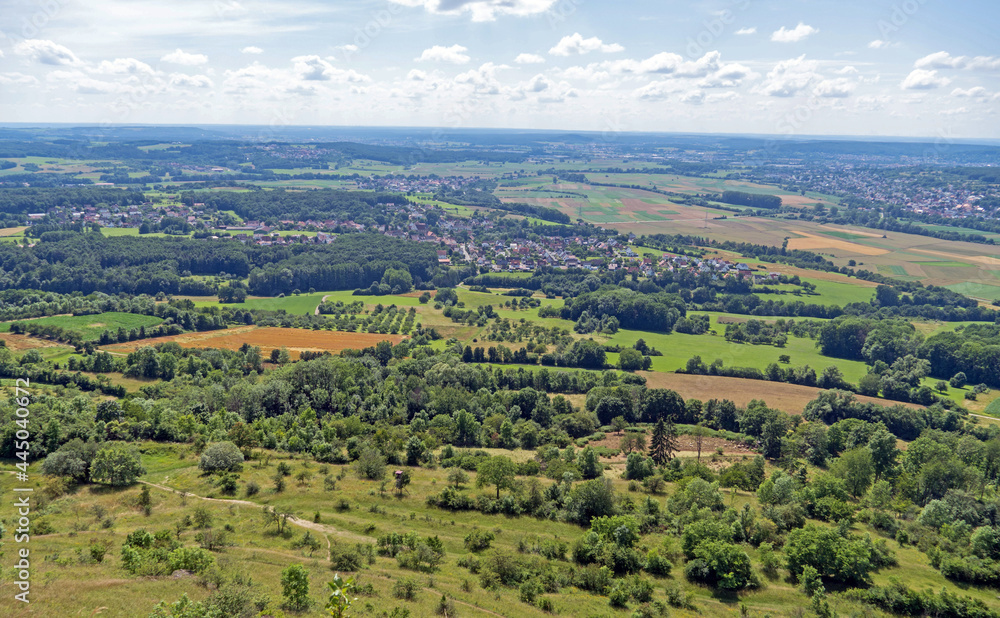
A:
[0,226,27,236]
[637,372,921,415]
[0,332,74,352]
[785,232,889,256]
[103,326,405,358]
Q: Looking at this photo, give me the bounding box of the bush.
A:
[393,577,419,600]
[683,541,758,590]
[168,547,215,573]
[355,447,387,481]
[330,545,366,571]
[199,442,244,473]
[464,528,495,552]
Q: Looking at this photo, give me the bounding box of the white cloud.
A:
[834,66,858,75]
[13,39,83,66]
[915,51,1000,71]
[901,68,950,90]
[939,107,969,116]
[735,27,756,35]
[291,55,369,82]
[565,50,754,89]
[241,46,263,54]
[388,0,556,22]
[170,73,213,88]
[813,78,856,98]
[335,44,359,53]
[680,89,705,104]
[161,49,208,66]
[549,33,624,56]
[951,86,989,98]
[95,57,157,76]
[0,73,38,85]
[868,40,894,49]
[525,74,551,92]
[770,23,819,43]
[416,44,471,64]
[455,62,508,94]
[407,69,428,81]
[757,55,820,96]
[915,51,965,69]
[515,53,545,64]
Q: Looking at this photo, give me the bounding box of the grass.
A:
[604,315,871,383]
[6,439,999,617]
[0,312,164,341]
[752,279,876,307]
[945,281,1000,301]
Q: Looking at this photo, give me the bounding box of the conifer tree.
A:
[649,417,677,465]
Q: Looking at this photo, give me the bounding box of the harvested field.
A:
[103,326,406,358]
[785,232,889,255]
[0,333,74,352]
[637,372,921,415]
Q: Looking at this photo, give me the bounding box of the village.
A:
[27,195,780,285]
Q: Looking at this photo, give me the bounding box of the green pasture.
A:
[0,311,164,341]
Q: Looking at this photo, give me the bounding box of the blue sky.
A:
[0,0,998,137]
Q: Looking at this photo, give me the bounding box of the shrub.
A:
[393,577,419,600]
[464,528,495,552]
[683,541,758,590]
[355,447,387,481]
[169,547,215,573]
[199,442,244,473]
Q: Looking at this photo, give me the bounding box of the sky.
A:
[0,0,998,138]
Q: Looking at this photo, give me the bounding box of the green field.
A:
[752,279,876,307]
[0,311,164,340]
[945,281,1000,301]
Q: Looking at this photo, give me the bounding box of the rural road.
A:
[314,294,331,315]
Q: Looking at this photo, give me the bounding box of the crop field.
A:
[638,372,920,414]
[0,311,164,341]
[604,212,1000,291]
[103,326,405,357]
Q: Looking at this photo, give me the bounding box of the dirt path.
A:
[139,479,371,544]
[142,479,506,616]
[314,294,331,315]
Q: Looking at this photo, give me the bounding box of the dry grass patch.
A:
[637,372,921,415]
[104,326,405,358]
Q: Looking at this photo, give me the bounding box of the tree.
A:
[354,447,386,480]
[684,541,758,590]
[447,468,469,489]
[281,564,311,611]
[394,469,412,497]
[578,447,603,479]
[476,455,517,499]
[692,424,709,463]
[405,436,425,466]
[618,348,644,372]
[41,439,98,483]
[325,574,356,618]
[830,447,876,498]
[950,372,968,389]
[649,417,677,465]
[620,431,646,455]
[199,441,244,473]
[867,426,899,480]
[90,443,145,486]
